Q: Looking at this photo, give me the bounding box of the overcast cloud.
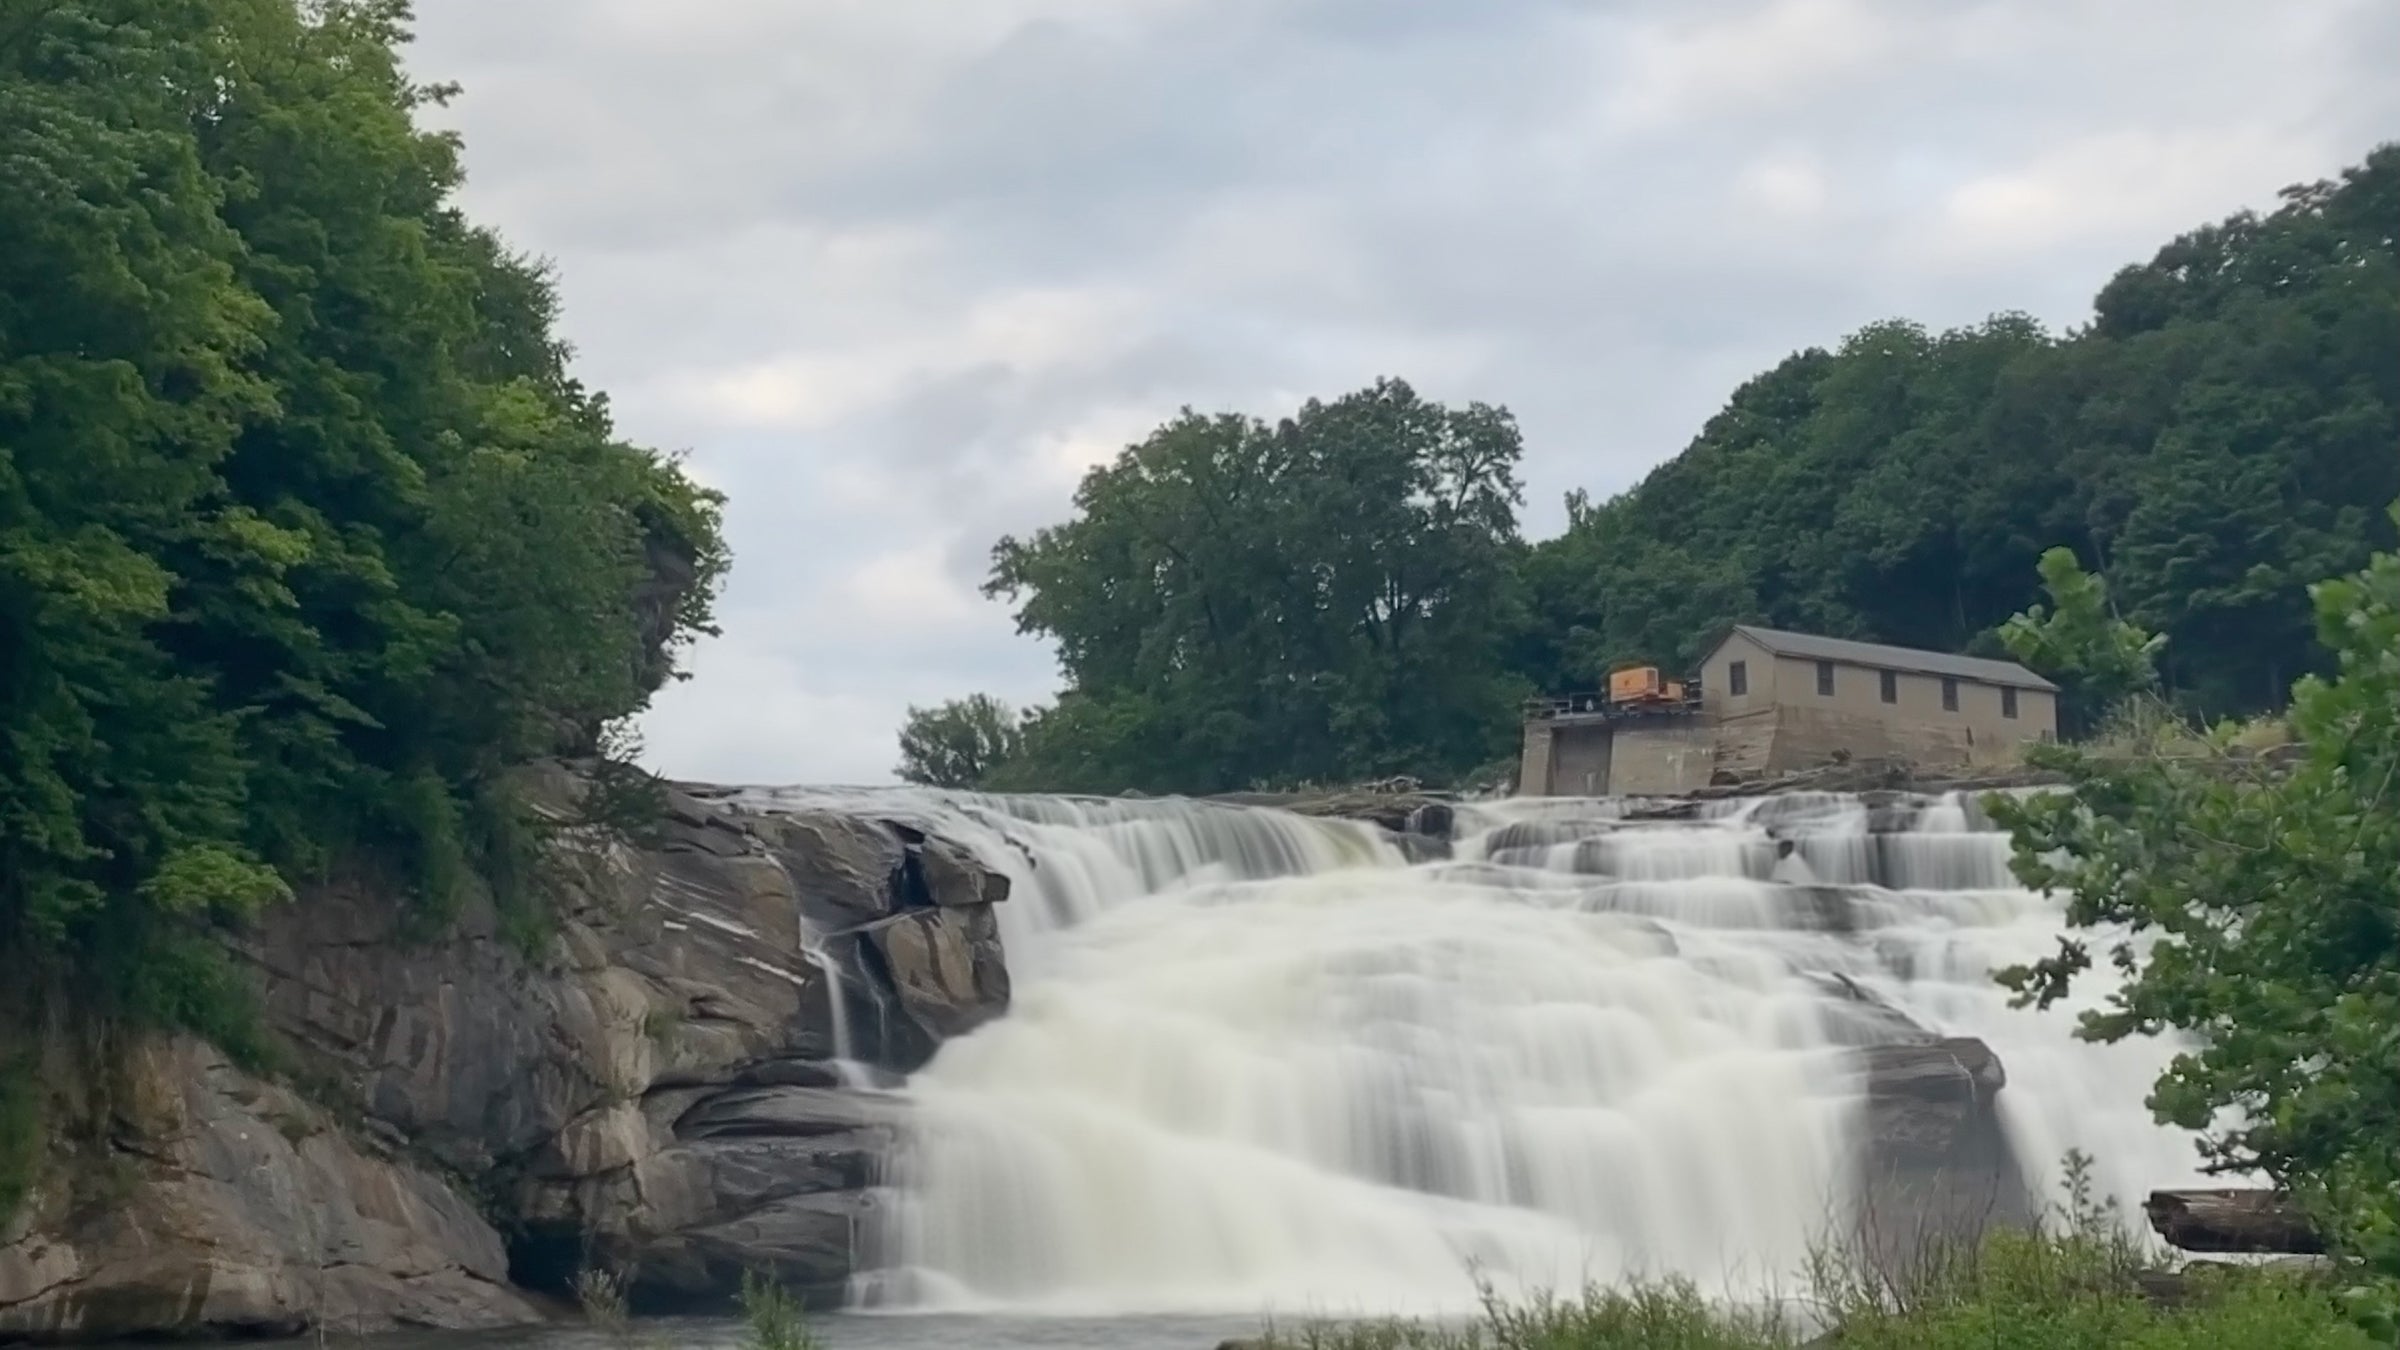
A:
[404,0,2400,786]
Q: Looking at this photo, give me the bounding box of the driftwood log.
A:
[2145,1189,2325,1254]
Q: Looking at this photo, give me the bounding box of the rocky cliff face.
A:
[0,770,1011,1341]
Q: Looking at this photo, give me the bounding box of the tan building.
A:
[1702,625,2058,778]
[1516,626,2060,796]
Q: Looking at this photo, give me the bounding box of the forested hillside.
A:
[913,146,2399,793]
[0,1,725,1048]
[1521,148,2399,720]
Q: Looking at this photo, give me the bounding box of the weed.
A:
[738,1270,819,1350]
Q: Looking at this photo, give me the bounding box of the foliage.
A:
[0,0,725,1045]
[1989,523,2400,1319]
[982,378,1529,793]
[895,694,1022,788]
[737,1271,819,1350]
[936,150,2394,794]
[1519,149,2397,720]
[1997,547,2167,734]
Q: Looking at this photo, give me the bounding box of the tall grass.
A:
[1247,1158,2374,1350]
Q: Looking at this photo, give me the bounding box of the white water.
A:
[736,787,2213,1318]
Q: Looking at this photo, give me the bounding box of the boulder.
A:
[1853,1037,2033,1262]
[863,907,1011,1045]
[913,837,1011,908]
[752,810,906,926]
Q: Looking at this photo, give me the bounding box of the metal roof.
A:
[1720,624,2059,692]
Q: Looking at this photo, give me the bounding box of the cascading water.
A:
[741,788,2212,1319]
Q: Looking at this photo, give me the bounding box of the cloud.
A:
[404,0,2400,783]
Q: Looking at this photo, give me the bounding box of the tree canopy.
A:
[896,695,1022,789]
[1520,148,2398,717]
[1991,522,2400,1320]
[0,0,725,1044]
[983,378,1528,793]
[921,147,2397,794]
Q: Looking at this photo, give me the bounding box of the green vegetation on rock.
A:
[0,0,724,1046]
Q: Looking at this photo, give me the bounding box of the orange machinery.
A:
[1607,665,1686,705]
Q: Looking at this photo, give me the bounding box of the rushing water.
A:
[717,787,2212,1323]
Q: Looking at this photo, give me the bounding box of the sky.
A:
[403,0,2400,786]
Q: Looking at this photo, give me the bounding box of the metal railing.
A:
[1523,686,1704,721]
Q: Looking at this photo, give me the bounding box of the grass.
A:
[1246,1255,2375,1350]
[570,1259,820,1350]
[572,1266,633,1336]
[1247,1158,2377,1350]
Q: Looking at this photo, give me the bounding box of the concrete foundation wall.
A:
[1608,724,1716,795]
[1549,721,1614,796]
[1517,719,1556,795]
[1711,707,1779,779]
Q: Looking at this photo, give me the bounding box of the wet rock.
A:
[862,905,1011,1045]
[752,809,907,925]
[654,1192,873,1309]
[675,1087,902,1140]
[1482,818,1614,855]
[1854,1037,2033,1263]
[911,835,1012,908]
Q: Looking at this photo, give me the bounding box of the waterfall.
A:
[746,789,2212,1317]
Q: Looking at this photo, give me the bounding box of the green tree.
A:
[0,0,725,1047]
[1997,547,2166,735]
[895,695,1023,789]
[984,378,1526,792]
[1990,524,2400,1314]
[1519,148,2399,718]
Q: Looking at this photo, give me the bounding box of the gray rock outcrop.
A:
[0,770,1014,1340]
[0,1038,537,1341]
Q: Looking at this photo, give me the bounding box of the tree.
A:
[983,378,1527,792]
[1520,147,2399,718]
[1989,523,2400,1313]
[896,695,1022,789]
[1997,547,2166,736]
[0,0,726,1049]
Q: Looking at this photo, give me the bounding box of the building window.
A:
[1728,660,1747,696]
[2002,686,2019,719]
[1941,677,1959,712]
[1879,669,1897,704]
[1816,660,1835,696]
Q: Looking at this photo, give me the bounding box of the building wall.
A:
[1762,655,2057,772]
[1608,723,1716,795]
[1700,630,1778,723]
[1547,720,1614,796]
